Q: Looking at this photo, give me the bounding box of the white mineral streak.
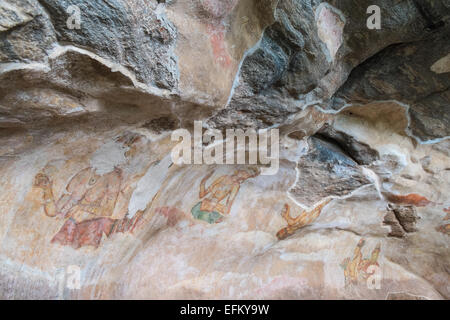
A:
[90,140,128,175]
[128,154,172,217]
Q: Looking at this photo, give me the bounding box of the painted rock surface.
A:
[0,0,449,299]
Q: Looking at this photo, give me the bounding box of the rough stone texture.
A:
[38,0,178,89]
[0,0,449,300]
[0,0,56,62]
[208,0,450,133]
[384,204,419,238]
[289,136,371,207]
[330,30,450,142]
[316,123,380,165]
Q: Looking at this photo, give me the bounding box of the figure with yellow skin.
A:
[34,167,121,222]
[34,167,144,249]
[341,239,381,286]
[276,199,332,240]
[32,132,151,249]
[191,168,259,224]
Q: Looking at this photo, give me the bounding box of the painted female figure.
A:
[34,167,144,249]
[191,168,259,224]
[341,239,381,286]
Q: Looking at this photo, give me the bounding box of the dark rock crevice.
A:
[315,123,380,165]
[384,204,419,238]
[289,136,371,207]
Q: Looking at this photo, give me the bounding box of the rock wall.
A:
[0,0,449,299]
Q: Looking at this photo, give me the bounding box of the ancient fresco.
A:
[1,0,450,301]
[33,168,145,249]
[341,239,382,287]
[0,121,448,299]
[276,199,332,240]
[192,168,259,224]
[31,132,159,249]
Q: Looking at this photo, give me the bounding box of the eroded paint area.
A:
[200,0,238,68]
[316,4,345,61]
[341,239,381,287]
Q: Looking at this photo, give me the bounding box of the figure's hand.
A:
[34,173,51,188]
[199,171,214,198]
[357,239,365,247]
[276,227,293,240]
[281,203,290,218]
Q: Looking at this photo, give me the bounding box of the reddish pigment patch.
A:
[436,224,450,235]
[316,4,345,60]
[443,208,450,220]
[51,213,144,249]
[155,206,186,227]
[51,218,114,249]
[200,0,237,69]
[385,193,432,207]
[206,24,232,68]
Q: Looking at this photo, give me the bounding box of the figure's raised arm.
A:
[369,243,381,263]
[200,172,222,198]
[280,204,300,225]
[34,173,58,217]
[199,172,213,198]
[352,239,365,261]
[225,184,240,215]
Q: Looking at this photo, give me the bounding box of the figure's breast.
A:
[210,183,232,200]
[83,170,121,203]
